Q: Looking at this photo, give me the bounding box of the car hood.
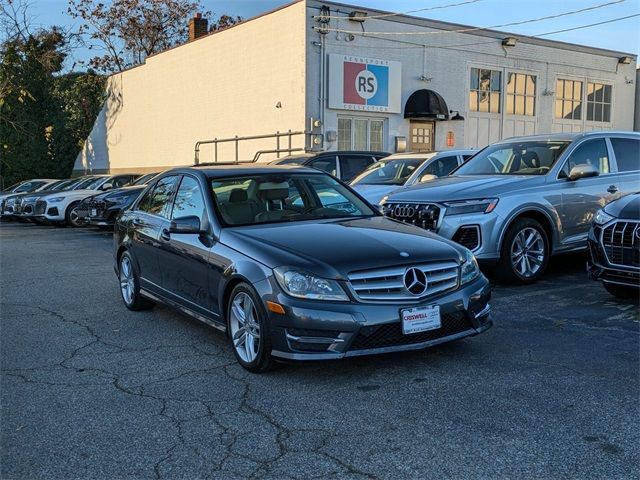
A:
[605,193,640,220]
[40,189,98,201]
[352,184,399,205]
[386,175,546,202]
[220,216,465,279]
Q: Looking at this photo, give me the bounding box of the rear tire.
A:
[496,218,550,285]
[603,282,639,301]
[118,251,155,311]
[227,283,276,373]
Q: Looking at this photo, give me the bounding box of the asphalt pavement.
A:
[1,221,638,479]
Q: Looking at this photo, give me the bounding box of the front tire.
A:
[496,218,549,285]
[603,282,640,301]
[65,201,84,227]
[227,283,275,373]
[118,251,155,311]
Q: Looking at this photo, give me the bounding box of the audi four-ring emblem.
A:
[394,205,416,218]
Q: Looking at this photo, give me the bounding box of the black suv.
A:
[588,193,640,299]
[114,165,491,372]
[270,151,389,182]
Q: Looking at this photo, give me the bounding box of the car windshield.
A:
[83,177,108,189]
[270,155,311,165]
[351,158,425,186]
[14,181,47,192]
[42,179,69,190]
[453,141,571,175]
[211,173,376,226]
[132,173,158,185]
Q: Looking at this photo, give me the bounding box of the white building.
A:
[74,0,638,174]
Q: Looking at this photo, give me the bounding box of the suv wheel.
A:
[65,201,83,227]
[227,283,275,373]
[497,218,549,285]
[119,252,155,310]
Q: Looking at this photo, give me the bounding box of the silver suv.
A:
[381,131,640,284]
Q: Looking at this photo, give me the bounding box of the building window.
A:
[586,82,612,123]
[337,117,385,151]
[555,79,582,120]
[470,68,501,113]
[506,73,536,116]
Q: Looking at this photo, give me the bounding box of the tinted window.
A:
[561,139,610,178]
[138,176,179,218]
[351,158,423,186]
[171,176,206,221]
[610,138,640,172]
[423,156,459,177]
[111,175,134,188]
[308,156,337,177]
[462,154,474,161]
[339,155,375,182]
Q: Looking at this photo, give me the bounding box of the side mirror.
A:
[101,182,113,190]
[568,164,599,181]
[420,173,437,183]
[169,215,202,234]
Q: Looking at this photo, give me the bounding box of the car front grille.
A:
[383,202,441,231]
[348,261,459,302]
[350,312,472,350]
[35,200,46,215]
[602,221,640,268]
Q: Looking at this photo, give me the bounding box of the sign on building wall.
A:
[328,54,402,113]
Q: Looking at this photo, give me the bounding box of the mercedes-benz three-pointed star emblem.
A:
[403,267,428,295]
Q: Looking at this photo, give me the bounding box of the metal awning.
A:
[404,89,450,120]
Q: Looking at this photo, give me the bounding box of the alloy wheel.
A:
[69,208,82,227]
[119,256,135,305]
[229,292,261,363]
[510,227,545,278]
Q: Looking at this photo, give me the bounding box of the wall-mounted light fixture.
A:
[502,37,517,47]
[349,11,367,22]
[449,110,465,121]
[619,56,632,65]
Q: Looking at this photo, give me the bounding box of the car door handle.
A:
[607,185,618,194]
[160,228,171,241]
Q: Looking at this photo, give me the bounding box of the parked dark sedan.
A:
[114,165,492,372]
[270,151,389,182]
[588,193,640,299]
[78,172,159,227]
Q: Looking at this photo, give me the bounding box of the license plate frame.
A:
[90,208,97,217]
[401,305,441,335]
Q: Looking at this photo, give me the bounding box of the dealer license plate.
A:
[401,305,441,335]
[91,209,97,217]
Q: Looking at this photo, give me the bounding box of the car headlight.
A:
[274,267,349,301]
[593,209,614,225]
[47,196,65,203]
[460,249,481,285]
[444,199,498,216]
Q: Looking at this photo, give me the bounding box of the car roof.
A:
[183,163,323,178]
[495,131,640,144]
[383,150,477,160]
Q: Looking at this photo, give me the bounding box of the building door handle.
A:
[607,185,618,194]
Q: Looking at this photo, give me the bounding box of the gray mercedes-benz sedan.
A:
[114,165,492,372]
[382,131,640,284]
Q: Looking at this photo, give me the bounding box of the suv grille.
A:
[602,221,640,268]
[350,312,472,350]
[35,200,46,215]
[383,203,441,231]
[348,261,459,302]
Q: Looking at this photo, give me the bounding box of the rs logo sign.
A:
[343,61,388,107]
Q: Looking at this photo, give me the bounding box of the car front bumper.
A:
[257,275,492,360]
[587,231,640,289]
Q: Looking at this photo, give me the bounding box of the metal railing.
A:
[194,130,312,165]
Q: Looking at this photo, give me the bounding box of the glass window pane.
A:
[594,84,603,102]
[594,103,603,122]
[573,81,582,101]
[338,118,352,151]
[470,68,479,90]
[603,104,611,122]
[526,75,536,95]
[506,94,514,114]
[353,119,368,150]
[567,138,609,174]
[525,96,535,116]
[490,92,500,113]
[573,102,582,120]
[555,100,563,118]
[172,176,206,222]
[491,71,501,92]
[480,69,491,91]
[479,91,489,112]
[507,73,515,93]
[563,100,573,119]
[515,96,525,115]
[610,138,640,172]
[515,74,525,94]
[556,80,564,99]
[587,102,595,121]
[587,82,595,98]
[370,120,384,151]
[603,85,612,103]
[469,91,478,111]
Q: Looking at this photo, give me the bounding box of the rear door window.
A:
[338,155,376,182]
[610,138,640,172]
[307,156,338,177]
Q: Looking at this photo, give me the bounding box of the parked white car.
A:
[34,174,139,226]
[350,150,477,205]
[0,179,58,209]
